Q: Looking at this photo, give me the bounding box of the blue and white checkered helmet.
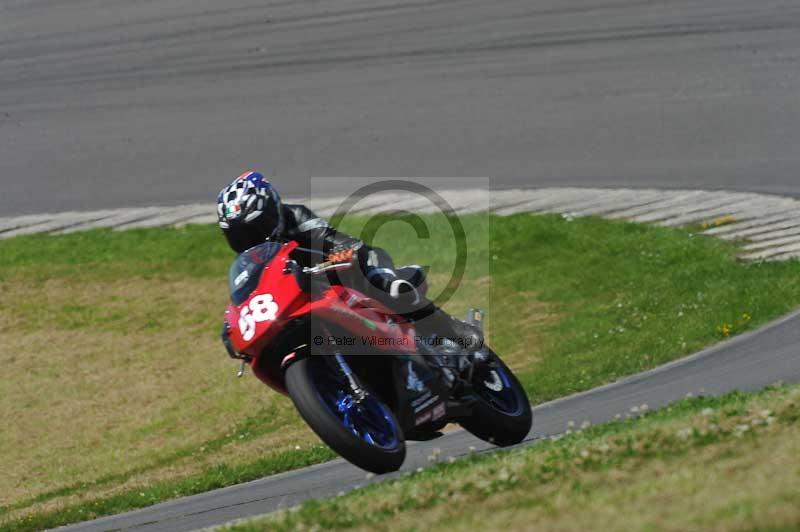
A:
[217,171,284,252]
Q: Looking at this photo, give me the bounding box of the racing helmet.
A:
[217,171,284,253]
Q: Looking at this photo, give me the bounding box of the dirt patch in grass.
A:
[429,273,558,372]
[0,277,270,508]
[1,277,226,334]
[3,424,320,522]
[491,290,556,372]
[0,272,556,519]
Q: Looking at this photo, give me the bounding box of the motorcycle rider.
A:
[217,171,483,351]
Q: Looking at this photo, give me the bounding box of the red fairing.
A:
[226,242,305,357]
[223,241,416,395]
[289,285,417,353]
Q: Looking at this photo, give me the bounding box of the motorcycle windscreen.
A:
[228,241,284,305]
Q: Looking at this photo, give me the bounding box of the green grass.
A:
[2,404,313,514]
[0,223,231,282]
[487,215,800,402]
[2,213,800,530]
[225,384,800,532]
[9,445,335,532]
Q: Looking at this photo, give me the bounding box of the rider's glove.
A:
[325,246,356,264]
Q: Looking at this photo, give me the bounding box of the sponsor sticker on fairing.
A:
[414,411,432,426]
[405,361,426,393]
[234,269,249,288]
[412,394,439,413]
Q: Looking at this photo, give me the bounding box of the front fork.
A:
[319,323,367,402]
[333,352,367,402]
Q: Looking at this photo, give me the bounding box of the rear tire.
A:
[285,356,406,474]
[460,349,532,446]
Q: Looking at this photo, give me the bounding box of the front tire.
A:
[460,349,532,446]
[285,356,406,474]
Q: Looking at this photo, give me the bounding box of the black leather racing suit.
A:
[281,204,417,306]
[279,203,388,275]
[281,204,366,262]
[277,204,476,343]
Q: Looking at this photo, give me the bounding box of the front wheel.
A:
[460,349,532,446]
[285,356,406,474]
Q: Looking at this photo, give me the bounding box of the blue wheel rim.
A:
[315,370,400,450]
[474,364,523,416]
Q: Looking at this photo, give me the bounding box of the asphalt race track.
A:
[60,309,800,532]
[2,0,800,216]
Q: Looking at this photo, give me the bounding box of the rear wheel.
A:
[285,356,406,474]
[460,349,532,446]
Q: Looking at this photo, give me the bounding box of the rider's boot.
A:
[368,269,484,352]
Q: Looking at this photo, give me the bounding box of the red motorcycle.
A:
[222,241,532,473]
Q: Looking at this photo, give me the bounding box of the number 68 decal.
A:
[238,294,279,341]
